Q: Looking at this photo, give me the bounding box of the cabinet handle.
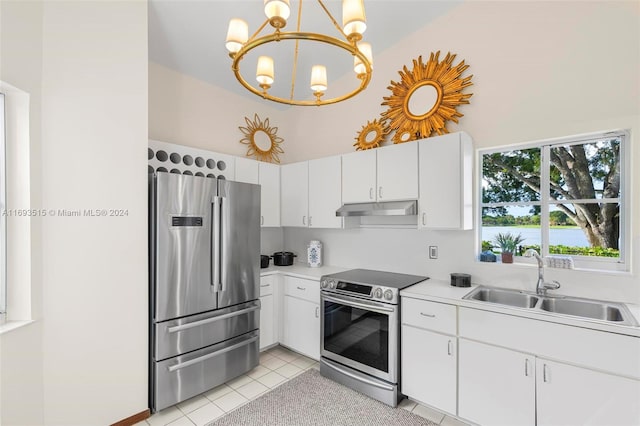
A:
[378,186,382,199]
[302,215,306,225]
[315,307,319,318]
[369,187,373,199]
[296,286,306,291]
[447,340,453,356]
[260,284,270,288]
[524,359,530,377]
[420,312,436,318]
[261,215,264,225]
[543,364,549,382]
[422,212,426,226]
[309,216,313,227]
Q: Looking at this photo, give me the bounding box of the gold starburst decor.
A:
[381,51,473,140]
[239,114,284,163]
[354,118,389,151]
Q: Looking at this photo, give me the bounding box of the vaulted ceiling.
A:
[148,1,462,106]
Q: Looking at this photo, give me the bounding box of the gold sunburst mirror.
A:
[354,118,389,151]
[239,113,284,163]
[382,51,473,139]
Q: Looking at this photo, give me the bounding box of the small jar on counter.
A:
[307,240,322,267]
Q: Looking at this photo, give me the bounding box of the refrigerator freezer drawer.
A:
[153,331,259,412]
[154,300,260,361]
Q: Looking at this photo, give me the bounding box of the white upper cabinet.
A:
[259,162,280,227]
[418,132,473,230]
[342,149,377,203]
[376,142,418,201]
[234,158,280,227]
[308,155,342,228]
[342,143,418,204]
[234,157,259,184]
[280,162,309,227]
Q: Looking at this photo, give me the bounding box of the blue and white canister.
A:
[307,240,322,268]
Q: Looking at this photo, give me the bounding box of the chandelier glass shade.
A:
[225,0,373,106]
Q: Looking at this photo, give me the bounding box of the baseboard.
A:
[111,409,150,426]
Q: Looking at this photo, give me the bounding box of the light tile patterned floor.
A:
[140,345,470,426]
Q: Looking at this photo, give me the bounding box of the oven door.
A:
[321,292,398,383]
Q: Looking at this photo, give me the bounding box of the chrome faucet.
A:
[523,249,561,296]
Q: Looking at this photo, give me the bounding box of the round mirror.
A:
[382,52,474,138]
[364,129,378,143]
[407,83,440,118]
[239,114,284,163]
[354,118,388,151]
[253,130,273,152]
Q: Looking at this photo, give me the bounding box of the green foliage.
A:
[492,232,525,254]
[481,242,620,258]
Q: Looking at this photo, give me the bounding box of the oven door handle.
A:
[322,294,395,314]
[321,359,394,391]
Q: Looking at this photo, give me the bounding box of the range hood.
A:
[336,200,418,217]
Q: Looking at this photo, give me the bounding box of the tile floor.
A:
[139,345,470,426]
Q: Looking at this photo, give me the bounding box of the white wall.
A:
[150,1,639,303]
[149,62,291,162]
[1,1,149,425]
[39,1,148,424]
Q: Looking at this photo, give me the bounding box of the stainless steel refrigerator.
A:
[149,172,261,412]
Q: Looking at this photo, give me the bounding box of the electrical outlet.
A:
[429,246,438,259]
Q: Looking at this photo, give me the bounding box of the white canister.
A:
[307,240,322,267]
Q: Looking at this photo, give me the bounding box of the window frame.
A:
[0,92,6,322]
[477,130,630,273]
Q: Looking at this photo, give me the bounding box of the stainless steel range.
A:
[319,269,428,407]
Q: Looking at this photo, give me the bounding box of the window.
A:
[479,131,628,271]
[0,92,6,322]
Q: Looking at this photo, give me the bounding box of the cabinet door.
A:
[376,142,418,201]
[308,155,342,228]
[280,162,309,227]
[342,150,376,203]
[259,162,280,227]
[401,325,456,415]
[458,339,535,426]
[282,296,320,360]
[418,132,472,230]
[537,358,640,426]
[259,294,275,350]
[234,157,259,184]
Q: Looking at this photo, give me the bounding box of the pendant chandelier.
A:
[225,0,373,106]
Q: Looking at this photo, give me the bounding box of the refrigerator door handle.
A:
[212,195,221,291]
[167,304,260,333]
[167,335,259,372]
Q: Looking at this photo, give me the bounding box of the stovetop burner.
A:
[320,268,428,305]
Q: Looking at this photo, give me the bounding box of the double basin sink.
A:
[463,286,638,327]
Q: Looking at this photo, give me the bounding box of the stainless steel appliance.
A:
[149,172,260,412]
[319,269,428,407]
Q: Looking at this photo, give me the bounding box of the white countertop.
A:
[260,263,349,280]
[401,279,640,338]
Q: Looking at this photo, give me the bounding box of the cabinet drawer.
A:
[402,297,456,335]
[283,275,319,304]
[260,275,274,296]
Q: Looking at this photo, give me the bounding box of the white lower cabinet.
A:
[401,325,456,414]
[259,275,276,350]
[536,358,640,426]
[458,339,535,426]
[281,276,320,360]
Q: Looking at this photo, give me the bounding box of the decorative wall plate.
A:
[381,51,473,138]
[239,113,284,163]
[354,118,389,151]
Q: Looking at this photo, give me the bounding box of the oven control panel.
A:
[321,278,399,303]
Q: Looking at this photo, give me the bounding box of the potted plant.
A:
[493,232,525,264]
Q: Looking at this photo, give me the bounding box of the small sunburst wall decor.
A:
[354,118,389,151]
[239,113,284,163]
[381,51,473,140]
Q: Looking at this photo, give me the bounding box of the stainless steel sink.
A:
[463,286,639,326]
[539,298,629,322]
[464,287,539,308]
